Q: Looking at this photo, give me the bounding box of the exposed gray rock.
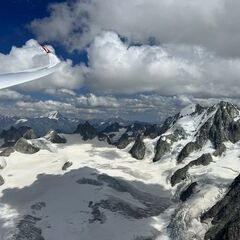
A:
[153,128,186,162]
[177,141,201,163]
[171,166,189,186]
[196,102,240,151]
[0,175,4,186]
[129,134,146,160]
[62,161,72,170]
[0,147,14,157]
[74,121,97,141]
[22,129,37,140]
[191,104,205,115]
[172,154,212,186]
[153,134,177,162]
[98,133,110,143]
[213,143,227,156]
[116,133,134,149]
[15,138,40,154]
[14,215,44,240]
[180,182,198,202]
[0,126,22,146]
[188,153,213,167]
[89,205,106,224]
[31,202,46,211]
[0,126,36,147]
[102,122,123,133]
[144,124,162,139]
[45,130,66,143]
[201,174,240,240]
[76,178,103,186]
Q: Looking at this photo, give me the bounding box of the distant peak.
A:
[44,111,63,120]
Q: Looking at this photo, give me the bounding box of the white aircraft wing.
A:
[0,50,61,89]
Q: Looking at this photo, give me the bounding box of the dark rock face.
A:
[180,182,198,201]
[144,124,162,139]
[45,130,66,143]
[62,161,72,170]
[98,122,128,145]
[31,202,46,211]
[89,204,106,224]
[171,166,189,186]
[0,126,22,146]
[177,141,201,163]
[129,135,146,160]
[189,153,213,167]
[98,133,110,142]
[197,101,240,150]
[213,143,227,156]
[192,104,205,115]
[153,129,186,162]
[76,178,103,186]
[22,128,37,140]
[171,154,212,186]
[153,136,171,162]
[116,133,134,149]
[14,215,44,240]
[126,123,148,137]
[0,175,4,186]
[15,138,40,154]
[0,147,14,157]
[201,174,240,240]
[74,121,97,141]
[102,122,123,133]
[175,102,240,163]
[0,126,36,147]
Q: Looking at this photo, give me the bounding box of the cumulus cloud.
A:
[30,0,240,57]
[0,39,85,91]
[83,32,240,98]
[2,1,240,121]
[0,89,31,101]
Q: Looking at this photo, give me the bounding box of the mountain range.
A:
[0,101,240,240]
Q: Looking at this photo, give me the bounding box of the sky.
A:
[0,0,240,122]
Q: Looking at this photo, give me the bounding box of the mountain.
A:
[0,111,80,137]
[0,101,240,239]
[43,111,63,120]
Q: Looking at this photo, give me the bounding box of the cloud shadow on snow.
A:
[0,166,172,240]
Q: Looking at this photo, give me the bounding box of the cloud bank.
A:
[1,0,240,121]
[85,32,240,98]
[31,0,240,57]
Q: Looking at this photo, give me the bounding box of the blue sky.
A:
[0,0,87,63]
[0,0,240,121]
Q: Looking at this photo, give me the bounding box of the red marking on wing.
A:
[41,45,52,54]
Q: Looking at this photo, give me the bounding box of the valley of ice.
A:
[0,102,240,240]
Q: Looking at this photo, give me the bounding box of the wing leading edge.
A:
[0,47,61,90]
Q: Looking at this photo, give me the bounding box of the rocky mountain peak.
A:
[74,121,97,141]
[44,111,63,120]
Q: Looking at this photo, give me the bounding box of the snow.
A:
[0,103,240,239]
[0,135,172,240]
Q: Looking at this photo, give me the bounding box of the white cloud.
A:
[83,32,240,98]
[44,88,77,97]
[30,0,240,57]
[0,89,31,101]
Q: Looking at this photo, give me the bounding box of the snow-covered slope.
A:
[0,101,240,240]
